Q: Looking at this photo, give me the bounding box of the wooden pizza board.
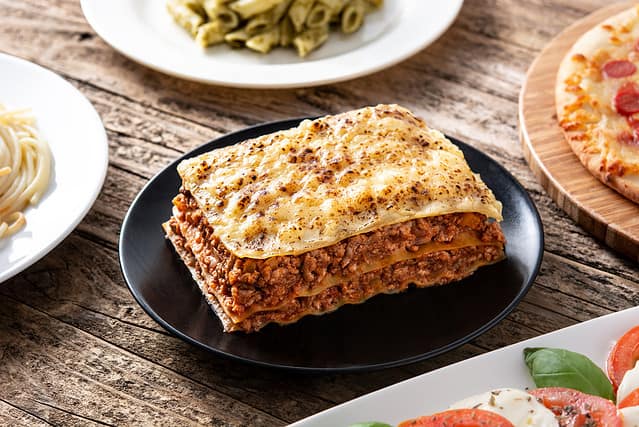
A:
[519,2,639,262]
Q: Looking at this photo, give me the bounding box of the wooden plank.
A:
[455,0,609,51]
[78,81,220,153]
[0,235,334,422]
[0,0,531,137]
[0,400,52,427]
[0,298,284,426]
[0,234,488,417]
[1,0,638,425]
[1,233,165,332]
[1,233,633,422]
[9,400,113,427]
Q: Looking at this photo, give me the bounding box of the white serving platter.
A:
[291,307,639,426]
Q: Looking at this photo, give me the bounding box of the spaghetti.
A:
[0,104,51,239]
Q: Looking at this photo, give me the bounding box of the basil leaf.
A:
[524,347,614,401]
[347,423,392,427]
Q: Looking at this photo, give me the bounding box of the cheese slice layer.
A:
[178,104,503,258]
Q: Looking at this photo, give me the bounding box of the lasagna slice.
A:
[163,104,506,333]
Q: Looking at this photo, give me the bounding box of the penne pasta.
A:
[224,27,251,47]
[204,0,235,5]
[167,0,205,36]
[279,16,295,47]
[180,0,206,16]
[318,0,347,16]
[245,0,291,36]
[306,3,331,29]
[341,0,365,34]
[288,0,314,33]
[229,0,285,19]
[165,0,382,57]
[293,25,328,57]
[246,26,281,53]
[195,21,227,47]
[364,0,382,7]
[245,14,272,36]
[202,0,240,31]
[269,0,293,22]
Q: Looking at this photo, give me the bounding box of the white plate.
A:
[291,306,639,426]
[80,0,464,88]
[0,53,108,283]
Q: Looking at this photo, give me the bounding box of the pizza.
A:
[556,5,639,204]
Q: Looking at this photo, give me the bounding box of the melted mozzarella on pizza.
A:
[556,6,639,187]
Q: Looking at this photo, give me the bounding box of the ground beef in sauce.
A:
[165,191,506,332]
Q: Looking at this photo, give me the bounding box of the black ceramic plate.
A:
[119,118,544,373]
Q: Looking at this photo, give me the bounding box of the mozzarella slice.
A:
[621,406,639,427]
[618,361,639,404]
[450,388,558,427]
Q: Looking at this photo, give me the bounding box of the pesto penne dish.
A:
[166,0,383,57]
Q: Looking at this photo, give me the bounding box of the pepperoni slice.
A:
[628,114,639,128]
[603,60,637,78]
[614,82,639,115]
[617,130,638,146]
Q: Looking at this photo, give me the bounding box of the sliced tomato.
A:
[607,326,639,392]
[619,388,639,409]
[398,408,514,427]
[529,387,621,427]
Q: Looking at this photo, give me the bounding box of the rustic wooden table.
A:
[1,1,638,425]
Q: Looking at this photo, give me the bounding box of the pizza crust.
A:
[611,173,639,203]
[556,5,639,204]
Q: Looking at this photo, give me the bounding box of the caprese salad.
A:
[350,325,639,427]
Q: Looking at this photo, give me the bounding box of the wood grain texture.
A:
[0,0,638,425]
[520,1,639,262]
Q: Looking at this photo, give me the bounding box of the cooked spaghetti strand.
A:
[0,104,51,239]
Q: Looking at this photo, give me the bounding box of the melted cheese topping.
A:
[178,105,503,258]
[557,6,639,175]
